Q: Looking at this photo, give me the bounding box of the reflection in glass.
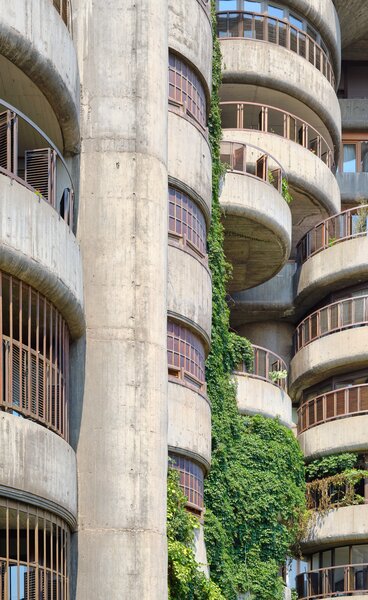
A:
[343,144,357,172]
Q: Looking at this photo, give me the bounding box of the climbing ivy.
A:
[203,3,307,599]
[167,468,225,599]
[305,452,358,481]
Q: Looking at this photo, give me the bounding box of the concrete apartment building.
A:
[0,0,366,598]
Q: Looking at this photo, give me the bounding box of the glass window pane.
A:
[218,0,238,9]
[343,144,357,173]
[322,550,332,568]
[268,5,284,18]
[353,545,368,564]
[244,0,262,11]
[361,141,368,172]
[290,14,303,28]
[335,546,349,566]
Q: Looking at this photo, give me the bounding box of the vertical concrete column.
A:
[72,1,168,598]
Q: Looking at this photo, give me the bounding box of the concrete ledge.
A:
[169,0,212,95]
[0,412,77,526]
[0,175,84,338]
[168,244,212,340]
[168,111,212,214]
[299,414,368,459]
[168,380,211,470]
[340,99,368,131]
[337,173,368,203]
[221,171,292,291]
[297,237,368,312]
[303,504,368,551]
[290,328,368,400]
[235,373,293,428]
[222,130,341,219]
[0,0,79,153]
[220,39,341,152]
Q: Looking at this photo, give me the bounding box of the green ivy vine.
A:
[202,3,307,598]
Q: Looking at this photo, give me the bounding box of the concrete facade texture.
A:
[235,374,293,428]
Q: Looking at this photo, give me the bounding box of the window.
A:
[268,4,283,18]
[218,0,237,8]
[340,135,368,173]
[244,0,262,10]
[169,453,205,513]
[167,321,206,390]
[289,14,303,28]
[168,188,207,258]
[168,54,207,128]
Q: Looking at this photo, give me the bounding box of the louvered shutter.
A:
[25,148,56,205]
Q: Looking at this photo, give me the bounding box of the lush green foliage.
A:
[306,469,366,512]
[167,469,225,600]
[203,3,307,599]
[281,178,293,204]
[305,452,358,481]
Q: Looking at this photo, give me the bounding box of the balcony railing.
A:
[296,563,368,599]
[234,344,287,390]
[297,205,368,264]
[220,101,334,170]
[52,0,72,32]
[216,10,335,87]
[0,272,70,441]
[220,140,284,193]
[0,100,75,228]
[298,384,368,434]
[294,295,368,353]
[306,471,366,512]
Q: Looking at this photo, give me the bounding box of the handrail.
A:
[0,98,75,229]
[296,563,368,599]
[297,205,368,264]
[298,384,368,434]
[220,101,334,170]
[234,343,287,390]
[216,10,335,87]
[220,140,285,193]
[294,295,368,353]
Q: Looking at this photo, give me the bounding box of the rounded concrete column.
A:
[72,1,168,598]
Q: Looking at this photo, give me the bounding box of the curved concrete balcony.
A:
[169,0,212,94]
[0,411,77,528]
[219,140,291,291]
[168,244,212,341]
[303,504,368,552]
[218,34,341,152]
[234,344,293,427]
[0,101,84,337]
[221,106,341,233]
[0,0,79,153]
[296,207,368,310]
[168,110,212,216]
[290,298,368,400]
[297,564,368,600]
[168,381,211,471]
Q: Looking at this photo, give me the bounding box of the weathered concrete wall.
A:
[72,0,168,598]
[168,382,211,470]
[238,321,295,366]
[221,40,341,151]
[337,173,368,203]
[299,415,368,459]
[222,130,341,219]
[290,328,368,400]
[0,174,84,337]
[234,374,293,428]
[168,244,212,340]
[168,111,212,214]
[221,171,291,290]
[168,0,212,94]
[339,99,368,131]
[0,412,77,526]
[0,0,79,153]
[303,504,368,550]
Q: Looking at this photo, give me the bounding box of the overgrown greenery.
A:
[305,452,359,481]
[167,468,225,599]
[201,3,307,599]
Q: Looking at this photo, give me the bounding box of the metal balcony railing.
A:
[0,99,75,229]
[220,140,285,193]
[216,10,335,87]
[220,101,334,170]
[298,384,368,434]
[296,563,368,599]
[234,344,287,391]
[294,295,368,353]
[297,205,368,264]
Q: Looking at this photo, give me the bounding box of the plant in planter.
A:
[269,369,288,383]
